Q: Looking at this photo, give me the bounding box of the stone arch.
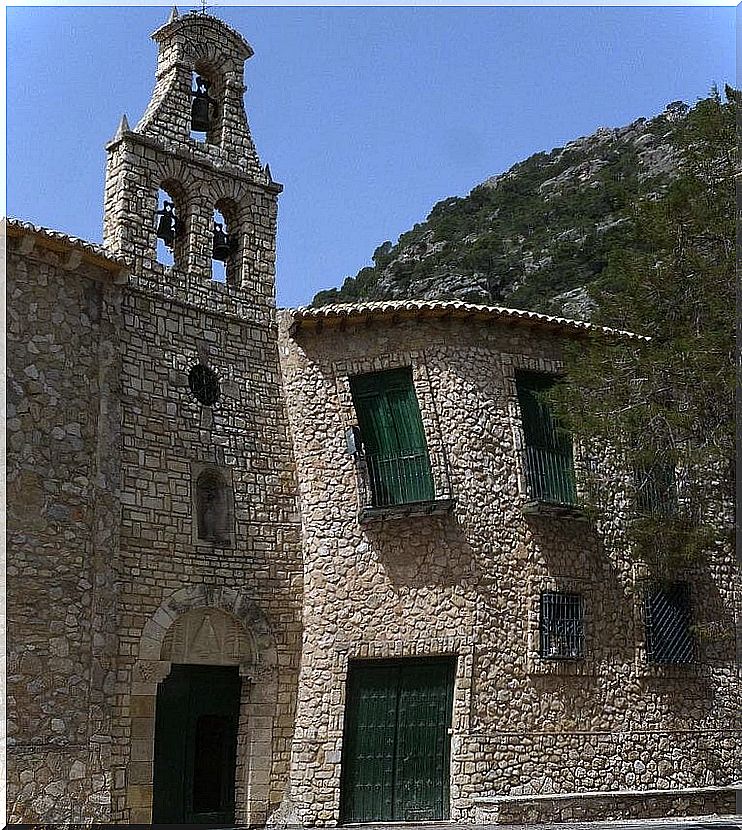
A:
[127,586,278,826]
[204,179,252,288]
[191,58,225,146]
[152,159,201,271]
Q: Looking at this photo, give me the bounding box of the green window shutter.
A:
[351,368,434,506]
[515,371,576,505]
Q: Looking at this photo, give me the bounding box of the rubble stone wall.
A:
[278,313,739,825]
[6,240,123,824]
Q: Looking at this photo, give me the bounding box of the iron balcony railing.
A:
[360,445,436,509]
[523,445,577,506]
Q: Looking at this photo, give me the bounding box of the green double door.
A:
[152,664,241,825]
[341,658,455,823]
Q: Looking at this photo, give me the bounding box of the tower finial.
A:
[168,6,179,23]
[113,113,130,140]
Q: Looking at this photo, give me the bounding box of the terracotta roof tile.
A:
[288,299,642,339]
[6,218,131,271]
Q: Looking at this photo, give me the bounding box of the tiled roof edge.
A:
[6,218,132,272]
[286,300,644,340]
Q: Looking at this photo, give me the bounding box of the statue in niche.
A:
[197,472,228,542]
[191,75,218,133]
[155,200,181,249]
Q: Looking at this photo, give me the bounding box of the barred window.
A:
[634,456,677,517]
[539,592,584,659]
[644,583,694,664]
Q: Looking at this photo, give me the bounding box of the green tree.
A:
[551,87,735,576]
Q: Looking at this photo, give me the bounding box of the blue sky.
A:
[6,6,735,307]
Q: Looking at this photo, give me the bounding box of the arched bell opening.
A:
[190,64,224,146]
[211,199,241,287]
[155,182,187,268]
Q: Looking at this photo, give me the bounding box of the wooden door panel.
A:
[341,664,398,822]
[395,661,453,821]
[341,659,454,824]
[152,664,241,825]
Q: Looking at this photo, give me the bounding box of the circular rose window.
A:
[188,364,220,406]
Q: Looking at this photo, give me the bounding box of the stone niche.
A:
[191,461,235,547]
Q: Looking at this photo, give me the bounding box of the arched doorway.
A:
[127,588,278,826]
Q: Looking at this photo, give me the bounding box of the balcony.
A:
[522,445,584,519]
[355,445,454,523]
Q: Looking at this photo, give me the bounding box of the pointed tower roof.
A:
[113,113,130,141]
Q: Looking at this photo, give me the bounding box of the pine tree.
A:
[551,87,735,576]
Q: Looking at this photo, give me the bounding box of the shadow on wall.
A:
[362,511,481,591]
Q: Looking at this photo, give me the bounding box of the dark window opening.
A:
[635,456,677,517]
[192,714,230,813]
[516,371,576,506]
[539,591,584,659]
[189,364,220,406]
[644,582,694,664]
[350,368,434,509]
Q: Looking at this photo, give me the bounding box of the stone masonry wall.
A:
[110,286,303,823]
[6,238,123,824]
[99,13,304,822]
[278,312,739,825]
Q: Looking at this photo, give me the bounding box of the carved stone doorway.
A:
[127,588,278,825]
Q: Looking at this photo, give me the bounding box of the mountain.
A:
[310,98,706,318]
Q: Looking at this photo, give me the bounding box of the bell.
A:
[212,223,236,262]
[156,201,178,249]
[191,76,215,133]
[191,96,211,132]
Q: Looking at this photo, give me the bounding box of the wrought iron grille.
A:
[188,364,221,406]
[635,460,677,517]
[362,446,435,508]
[539,591,584,659]
[644,583,694,664]
[524,446,578,506]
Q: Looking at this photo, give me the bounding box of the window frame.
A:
[642,581,695,666]
[349,367,435,509]
[514,369,577,507]
[539,590,585,661]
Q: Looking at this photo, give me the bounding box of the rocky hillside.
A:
[311,98,702,318]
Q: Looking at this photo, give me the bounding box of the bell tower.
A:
[102,8,281,324]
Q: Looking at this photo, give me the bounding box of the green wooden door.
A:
[516,371,576,505]
[341,658,455,823]
[350,368,434,507]
[152,664,241,825]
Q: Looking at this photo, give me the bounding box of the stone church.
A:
[6,10,739,827]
